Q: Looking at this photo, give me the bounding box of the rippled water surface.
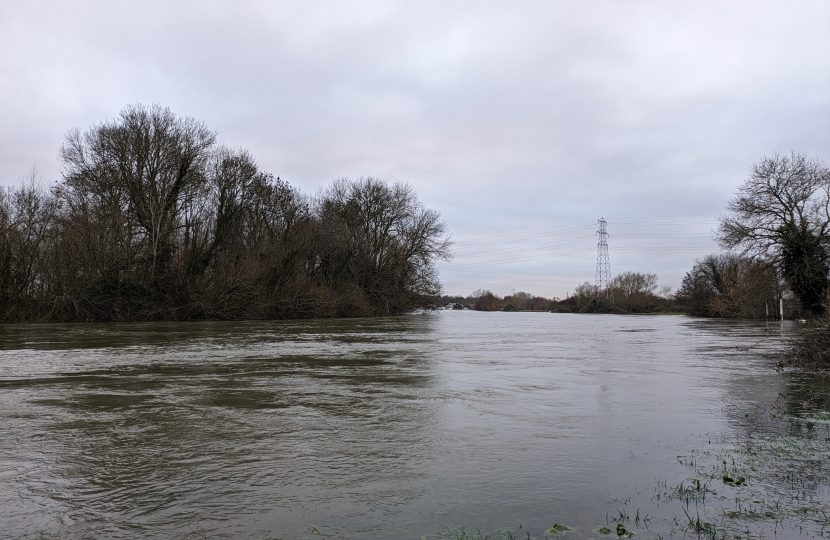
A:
[0,313,826,539]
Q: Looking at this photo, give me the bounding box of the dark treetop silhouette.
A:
[0,104,452,322]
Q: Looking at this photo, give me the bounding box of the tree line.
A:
[439,271,674,314]
[561,272,675,314]
[0,104,452,322]
[677,152,830,320]
[440,290,556,311]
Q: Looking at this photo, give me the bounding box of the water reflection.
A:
[0,313,819,539]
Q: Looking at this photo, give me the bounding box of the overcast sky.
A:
[2,1,829,298]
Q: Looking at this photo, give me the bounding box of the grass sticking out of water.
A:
[546,524,574,535]
[653,417,830,538]
[436,526,528,540]
[429,397,830,540]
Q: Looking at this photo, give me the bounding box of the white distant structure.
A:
[595,218,610,295]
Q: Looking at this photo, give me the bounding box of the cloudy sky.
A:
[2,1,829,298]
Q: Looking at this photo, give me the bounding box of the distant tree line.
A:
[438,290,555,311]
[446,258,790,318]
[0,104,451,322]
[438,272,674,314]
[549,271,674,314]
[574,272,672,313]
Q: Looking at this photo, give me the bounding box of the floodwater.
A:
[0,313,827,539]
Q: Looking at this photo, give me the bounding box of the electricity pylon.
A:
[595,218,610,296]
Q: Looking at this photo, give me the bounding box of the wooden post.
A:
[780,297,784,322]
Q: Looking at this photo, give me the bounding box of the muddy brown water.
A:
[0,313,825,539]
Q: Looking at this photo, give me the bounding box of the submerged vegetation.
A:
[789,322,830,371]
[422,388,830,540]
[0,104,451,322]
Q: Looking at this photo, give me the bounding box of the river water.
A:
[1,313,828,539]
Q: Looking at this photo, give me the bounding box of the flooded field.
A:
[1,313,828,539]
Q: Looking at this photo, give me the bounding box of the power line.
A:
[454,223,596,248]
[453,236,596,259]
[613,247,715,250]
[453,234,714,258]
[454,234,715,260]
[442,248,596,269]
[443,245,716,270]
[441,216,721,271]
[606,213,718,219]
[452,219,716,249]
[612,220,717,226]
[613,233,713,238]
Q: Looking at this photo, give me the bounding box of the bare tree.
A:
[718,152,830,315]
[676,253,781,318]
[0,171,59,320]
[470,289,500,311]
[61,103,216,289]
[608,272,671,313]
[318,178,452,314]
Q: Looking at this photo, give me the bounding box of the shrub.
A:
[789,322,830,370]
